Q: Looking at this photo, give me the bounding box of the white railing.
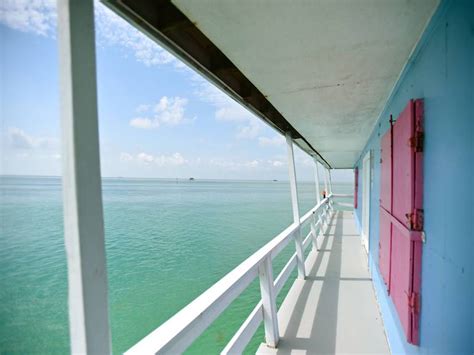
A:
[331,193,355,210]
[126,195,336,355]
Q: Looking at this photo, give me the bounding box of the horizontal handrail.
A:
[299,196,330,226]
[222,203,331,353]
[332,193,354,198]
[126,197,332,355]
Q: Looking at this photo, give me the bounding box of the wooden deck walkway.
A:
[257,210,390,354]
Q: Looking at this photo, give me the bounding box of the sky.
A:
[0,1,352,182]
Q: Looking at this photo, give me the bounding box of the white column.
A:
[313,159,321,204]
[259,257,279,348]
[328,169,333,195]
[323,168,329,198]
[58,1,111,354]
[322,169,331,223]
[328,169,334,211]
[311,159,322,250]
[285,133,306,279]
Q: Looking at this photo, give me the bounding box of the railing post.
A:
[323,168,329,198]
[310,214,319,250]
[328,169,334,211]
[58,1,111,353]
[328,169,334,195]
[314,159,321,204]
[259,257,279,348]
[285,133,306,279]
[312,160,323,250]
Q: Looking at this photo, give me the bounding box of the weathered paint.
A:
[354,0,473,353]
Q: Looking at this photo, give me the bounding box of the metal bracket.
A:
[421,231,426,243]
[408,131,424,152]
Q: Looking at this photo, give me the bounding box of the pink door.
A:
[378,99,424,345]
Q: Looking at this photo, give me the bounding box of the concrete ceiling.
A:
[172,0,439,168]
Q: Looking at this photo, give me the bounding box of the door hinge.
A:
[408,292,421,314]
[408,131,424,152]
[406,209,424,230]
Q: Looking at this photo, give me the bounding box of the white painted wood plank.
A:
[274,254,297,295]
[286,133,306,279]
[259,257,279,348]
[57,0,111,353]
[314,159,321,204]
[221,302,263,355]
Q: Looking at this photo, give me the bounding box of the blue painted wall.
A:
[354,0,473,353]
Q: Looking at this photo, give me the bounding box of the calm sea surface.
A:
[0,176,352,354]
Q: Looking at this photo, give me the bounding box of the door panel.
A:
[378,99,424,345]
[390,224,413,341]
[392,101,415,225]
[380,129,392,211]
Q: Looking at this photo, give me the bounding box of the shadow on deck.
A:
[257,210,389,354]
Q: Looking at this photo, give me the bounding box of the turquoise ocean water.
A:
[0,176,352,354]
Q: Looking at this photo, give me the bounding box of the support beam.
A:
[328,169,333,195]
[58,1,111,353]
[258,257,279,348]
[314,159,321,204]
[285,133,306,279]
[328,170,334,211]
[323,168,329,198]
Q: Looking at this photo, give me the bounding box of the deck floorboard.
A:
[257,210,389,354]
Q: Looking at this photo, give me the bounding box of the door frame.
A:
[361,151,371,253]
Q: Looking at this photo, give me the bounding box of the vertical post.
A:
[323,168,329,198]
[58,1,111,354]
[259,257,279,348]
[313,159,321,204]
[322,169,331,223]
[310,215,319,250]
[328,169,333,195]
[327,169,334,211]
[311,159,322,250]
[285,133,306,279]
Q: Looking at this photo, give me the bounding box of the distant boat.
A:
[189,177,195,181]
[273,179,278,182]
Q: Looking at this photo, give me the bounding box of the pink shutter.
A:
[379,100,424,345]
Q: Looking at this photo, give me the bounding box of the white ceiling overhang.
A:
[104,0,439,168]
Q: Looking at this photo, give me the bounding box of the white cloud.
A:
[129,96,193,129]
[120,152,133,161]
[123,152,188,167]
[236,118,262,139]
[0,1,182,68]
[155,152,187,167]
[129,117,156,129]
[154,96,188,125]
[94,4,178,67]
[246,160,259,168]
[0,0,56,36]
[268,159,284,167]
[259,135,285,147]
[7,127,57,150]
[209,158,261,171]
[137,152,154,164]
[193,78,265,139]
[215,105,251,122]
